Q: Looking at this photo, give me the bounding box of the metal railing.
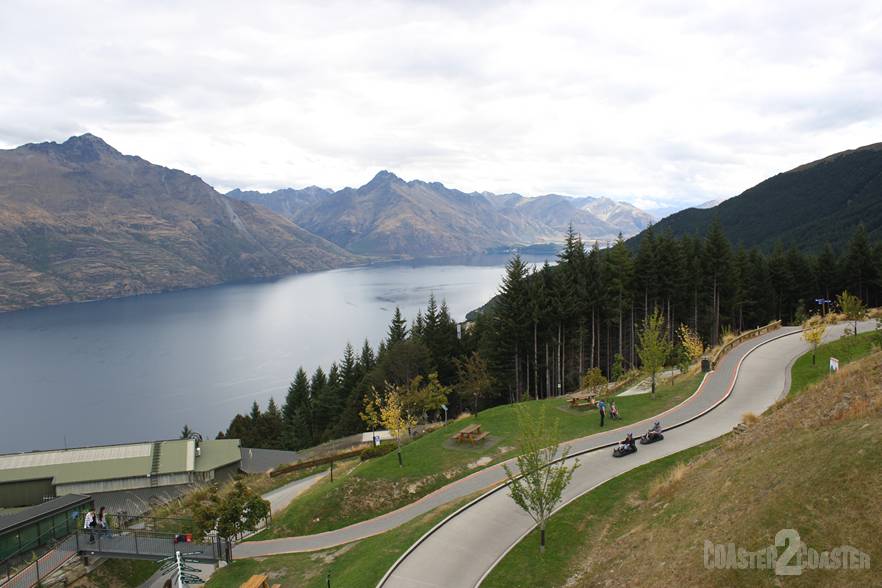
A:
[108,513,194,534]
[0,533,77,588]
[1,529,226,588]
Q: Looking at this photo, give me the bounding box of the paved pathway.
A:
[617,367,682,396]
[380,322,868,587]
[263,471,327,515]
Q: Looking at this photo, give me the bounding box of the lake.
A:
[0,255,548,453]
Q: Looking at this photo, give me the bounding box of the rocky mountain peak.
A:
[25,133,122,164]
[365,169,404,188]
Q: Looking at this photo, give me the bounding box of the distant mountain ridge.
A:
[628,142,882,251]
[0,134,356,312]
[228,172,653,257]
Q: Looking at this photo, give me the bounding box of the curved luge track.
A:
[379,322,865,588]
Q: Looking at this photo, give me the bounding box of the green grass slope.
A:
[789,330,877,396]
[486,350,882,587]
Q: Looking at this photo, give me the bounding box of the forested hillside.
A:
[223,222,882,451]
[630,142,882,251]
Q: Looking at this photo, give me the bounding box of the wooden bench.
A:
[241,575,281,588]
[467,431,489,444]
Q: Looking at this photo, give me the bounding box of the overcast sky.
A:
[1,1,881,211]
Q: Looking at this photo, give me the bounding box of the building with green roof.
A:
[0,439,241,508]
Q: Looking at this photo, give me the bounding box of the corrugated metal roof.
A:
[0,494,92,535]
[195,439,241,472]
[0,440,240,486]
[0,444,150,470]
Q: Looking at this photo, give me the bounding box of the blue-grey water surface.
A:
[0,256,546,453]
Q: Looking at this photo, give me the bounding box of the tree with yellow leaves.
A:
[802,314,827,365]
[677,324,704,368]
[381,383,417,467]
[360,386,383,444]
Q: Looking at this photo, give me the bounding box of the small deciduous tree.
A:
[837,290,867,336]
[454,352,493,415]
[188,482,270,545]
[637,308,672,397]
[380,383,417,467]
[580,367,607,399]
[503,405,578,553]
[677,324,704,366]
[360,386,383,441]
[400,372,449,423]
[801,315,827,365]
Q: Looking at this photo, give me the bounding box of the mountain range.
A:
[0,134,356,312]
[631,143,882,251]
[227,172,653,257]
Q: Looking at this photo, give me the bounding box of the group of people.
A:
[83,506,110,542]
[596,399,620,426]
[618,421,663,453]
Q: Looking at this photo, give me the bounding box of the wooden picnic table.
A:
[452,423,489,444]
[568,394,598,409]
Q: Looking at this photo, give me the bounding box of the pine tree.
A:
[605,235,634,363]
[702,219,733,346]
[261,397,285,449]
[283,368,311,449]
[496,254,532,400]
[844,225,877,305]
[359,339,376,372]
[387,307,408,345]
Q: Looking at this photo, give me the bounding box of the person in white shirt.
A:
[83,508,97,543]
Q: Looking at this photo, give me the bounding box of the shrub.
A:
[360,442,396,461]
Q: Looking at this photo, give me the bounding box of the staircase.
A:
[149,442,162,487]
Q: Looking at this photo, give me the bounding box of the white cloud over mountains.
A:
[1,0,881,209]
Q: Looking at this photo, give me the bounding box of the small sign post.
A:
[829,356,839,373]
[441,404,448,425]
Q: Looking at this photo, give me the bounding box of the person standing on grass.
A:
[598,399,606,427]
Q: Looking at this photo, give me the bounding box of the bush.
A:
[360,442,396,461]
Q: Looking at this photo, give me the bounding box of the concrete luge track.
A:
[379,322,867,588]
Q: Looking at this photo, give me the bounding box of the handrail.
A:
[711,320,782,368]
[1,529,226,587]
[0,526,72,572]
[0,531,78,588]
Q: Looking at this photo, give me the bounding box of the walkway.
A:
[264,471,327,515]
[379,322,866,587]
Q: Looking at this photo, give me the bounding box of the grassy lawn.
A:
[263,373,704,538]
[788,330,877,397]
[482,440,720,588]
[205,493,478,587]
